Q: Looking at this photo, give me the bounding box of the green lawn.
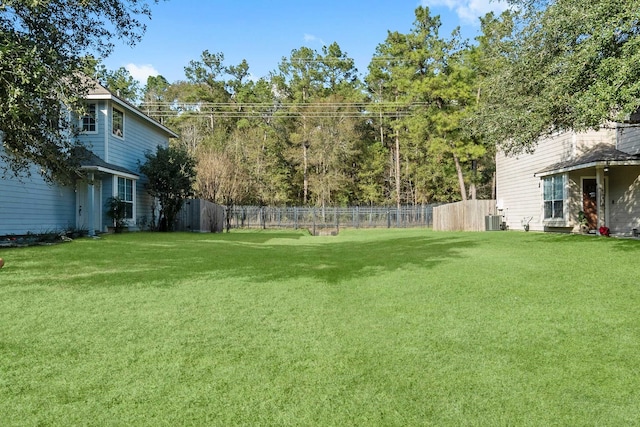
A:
[1,229,639,426]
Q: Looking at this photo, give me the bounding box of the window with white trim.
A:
[81,103,97,132]
[117,176,134,219]
[112,107,124,138]
[543,175,565,220]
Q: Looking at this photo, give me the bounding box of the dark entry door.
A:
[583,178,597,230]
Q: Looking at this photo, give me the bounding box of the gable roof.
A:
[85,80,179,139]
[535,144,640,177]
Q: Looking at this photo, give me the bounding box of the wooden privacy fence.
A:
[433,200,497,231]
[175,199,225,233]
[177,202,497,233]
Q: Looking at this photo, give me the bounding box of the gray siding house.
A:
[496,124,640,236]
[0,81,178,236]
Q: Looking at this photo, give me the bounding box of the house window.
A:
[117,176,134,219]
[543,175,565,219]
[81,103,96,132]
[112,107,124,138]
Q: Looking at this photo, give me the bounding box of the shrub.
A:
[105,197,128,233]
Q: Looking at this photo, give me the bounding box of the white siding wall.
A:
[607,165,640,235]
[496,129,616,232]
[617,124,640,155]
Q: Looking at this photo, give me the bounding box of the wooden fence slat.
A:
[433,200,497,232]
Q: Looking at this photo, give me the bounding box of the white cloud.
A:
[422,0,509,25]
[304,33,326,46]
[125,63,159,84]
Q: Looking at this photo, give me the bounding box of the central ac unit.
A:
[485,215,502,231]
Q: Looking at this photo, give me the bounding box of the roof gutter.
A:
[80,165,139,180]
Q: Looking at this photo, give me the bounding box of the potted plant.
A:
[578,211,589,233]
[105,197,128,233]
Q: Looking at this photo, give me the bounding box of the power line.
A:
[140,110,416,119]
[139,101,433,108]
[138,101,432,118]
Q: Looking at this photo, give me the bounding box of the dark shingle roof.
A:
[536,144,640,176]
[72,146,138,177]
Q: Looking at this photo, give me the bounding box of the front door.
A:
[76,180,102,232]
[582,178,597,230]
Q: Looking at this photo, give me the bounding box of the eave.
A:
[534,144,640,177]
[80,165,139,180]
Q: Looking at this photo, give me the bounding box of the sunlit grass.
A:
[1,229,639,425]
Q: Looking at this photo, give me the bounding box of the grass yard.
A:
[1,229,639,425]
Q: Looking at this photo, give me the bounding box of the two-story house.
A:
[0,81,178,236]
[496,123,640,236]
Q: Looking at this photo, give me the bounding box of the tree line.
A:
[3,0,639,210]
[99,6,496,209]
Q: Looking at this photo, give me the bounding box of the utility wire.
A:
[138,101,433,107]
[140,111,416,119]
[138,101,433,118]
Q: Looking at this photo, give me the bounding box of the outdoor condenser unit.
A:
[485,215,502,231]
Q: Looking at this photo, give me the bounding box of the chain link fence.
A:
[227,205,436,233]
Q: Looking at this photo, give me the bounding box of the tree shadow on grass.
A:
[0,231,478,288]
[194,233,478,285]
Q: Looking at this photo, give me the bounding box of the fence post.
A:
[234,207,239,228]
[312,208,316,236]
[355,206,359,229]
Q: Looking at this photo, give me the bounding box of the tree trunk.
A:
[453,152,467,201]
[469,159,477,200]
[395,128,401,209]
[469,183,477,200]
[491,171,496,200]
[302,87,309,205]
[303,142,309,204]
[379,109,385,147]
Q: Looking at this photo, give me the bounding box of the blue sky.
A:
[102,0,508,85]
